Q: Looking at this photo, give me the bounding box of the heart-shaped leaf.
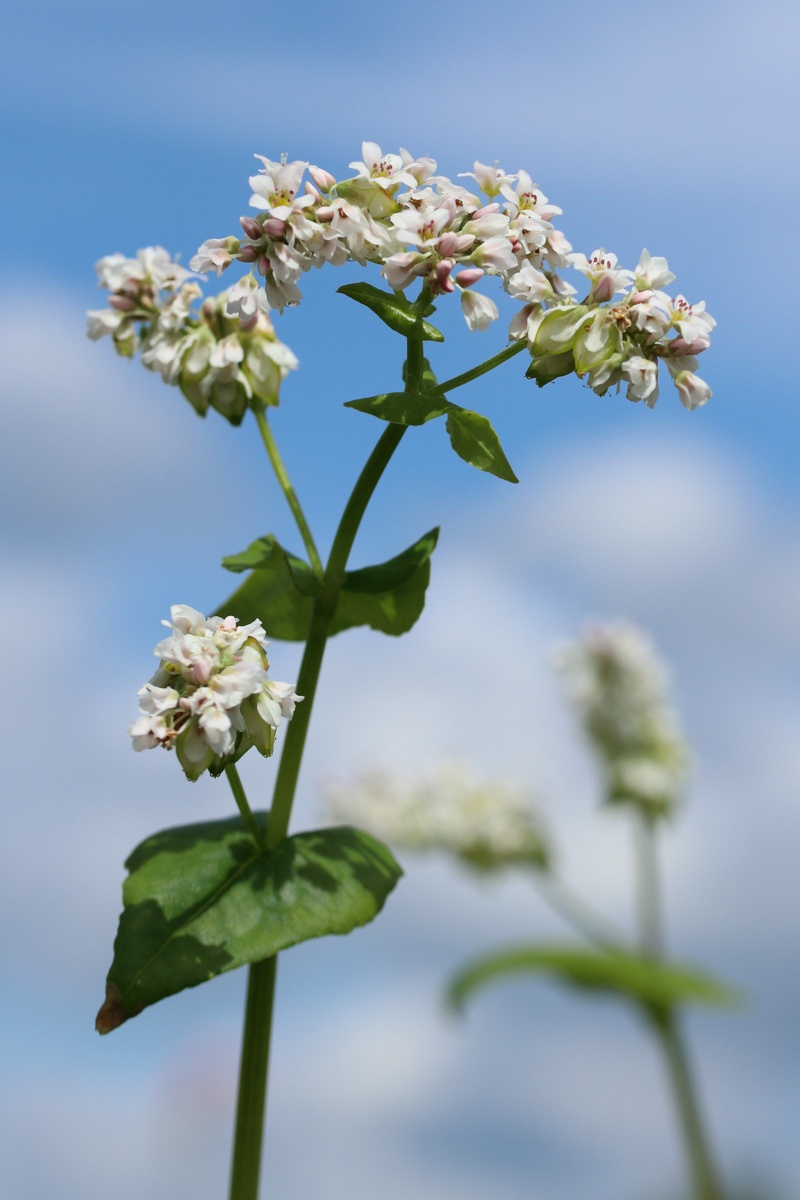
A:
[97,817,402,1033]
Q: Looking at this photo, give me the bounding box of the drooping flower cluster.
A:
[87,247,298,424]
[130,605,302,781]
[522,247,715,410]
[324,761,550,872]
[558,623,690,817]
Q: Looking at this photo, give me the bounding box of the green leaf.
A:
[445,408,518,483]
[96,817,402,1033]
[345,390,452,426]
[447,943,741,1015]
[337,283,444,341]
[219,529,439,641]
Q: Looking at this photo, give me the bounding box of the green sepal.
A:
[447,943,741,1017]
[218,528,439,640]
[531,304,590,355]
[334,178,402,219]
[345,390,452,426]
[337,283,444,341]
[96,817,403,1033]
[445,408,519,483]
[525,350,575,387]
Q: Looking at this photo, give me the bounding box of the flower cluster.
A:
[130,605,302,781]
[522,247,715,410]
[87,247,298,424]
[324,761,550,872]
[558,623,690,817]
[188,142,713,408]
[191,144,572,330]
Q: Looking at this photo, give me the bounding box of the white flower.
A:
[569,248,634,301]
[670,296,716,344]
[633,249,675,291]
[349,141,418,190]
[459,161,517,200]
[504,263,554,305]
[622,355,660,407]
[460,289,499,332]
[130,606,301,779]
[669,369,712,410]
[324,761,549,872]
[226,273,261,322]
[558,622,690,816]
[190,238,236,276]
[86,308,127,340]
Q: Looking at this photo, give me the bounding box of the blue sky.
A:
[2,2,799,1197]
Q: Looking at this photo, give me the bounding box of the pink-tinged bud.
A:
[238,244,258,262]
[435,259,455,293]
[670,336,710,356]
[191,659,211,685]
[592,273,615,303]
[109,294,135,311]
[630,290,654,305]
[456,234,476,252]
[438,231,458,257]
[475,202,500,218]
[309,165,336,191]
[240,216,263,240]
[240,313,259,332]
[257,255,270,277]
[304,181,321,201]
[221,615,237,630]
[263,218,287,239]
[455,268,485,289]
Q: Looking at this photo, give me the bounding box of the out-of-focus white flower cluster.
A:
[189,141,713,409]
[129,604,302,781]
[324,761,550,872]
[87,247,298,425]
[558,623,690,817]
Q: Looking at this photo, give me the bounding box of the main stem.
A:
[228,314,427,1198]
[634,813,724,1200]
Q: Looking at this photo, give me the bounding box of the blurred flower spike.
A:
[129,605,302,781]
[87,248,298,425]
[325,761,550,872]
[558,622,690,818]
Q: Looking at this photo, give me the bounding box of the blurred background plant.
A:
[325,621,742,1200]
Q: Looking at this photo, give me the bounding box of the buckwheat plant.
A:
[328,624,735,1200]
[89,144,716,1200]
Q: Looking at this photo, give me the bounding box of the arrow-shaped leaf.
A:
[338,282,444,341]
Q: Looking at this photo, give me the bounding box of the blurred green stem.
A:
[634,813,725,1200]
[533,871,626,950]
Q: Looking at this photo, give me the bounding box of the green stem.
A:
[253,406,324,578]
[634,813,725,1200]
[225,764,266,851]
[438,339,527,395]
[228,956,277,1200]
[653,1011,726,1200]
[266,421,407,848]
[533,871,626,950]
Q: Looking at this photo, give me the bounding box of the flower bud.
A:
[257,255,270,277]
[309,165,336,191]
[238,244,258,262]
[670,336,710,356]
[109,294,136,311]
[263,217,288,239]
[455,267,484,289]
[592,272,616,302]
[438,231,458,257]
[239,216,263,240]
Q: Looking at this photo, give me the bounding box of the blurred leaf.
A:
[219,529,438,640]
[97,816,402,1033]
[447,943,741,1014]
[445,408,519,483]
[345,390,451,426]
[337,282,444,341]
